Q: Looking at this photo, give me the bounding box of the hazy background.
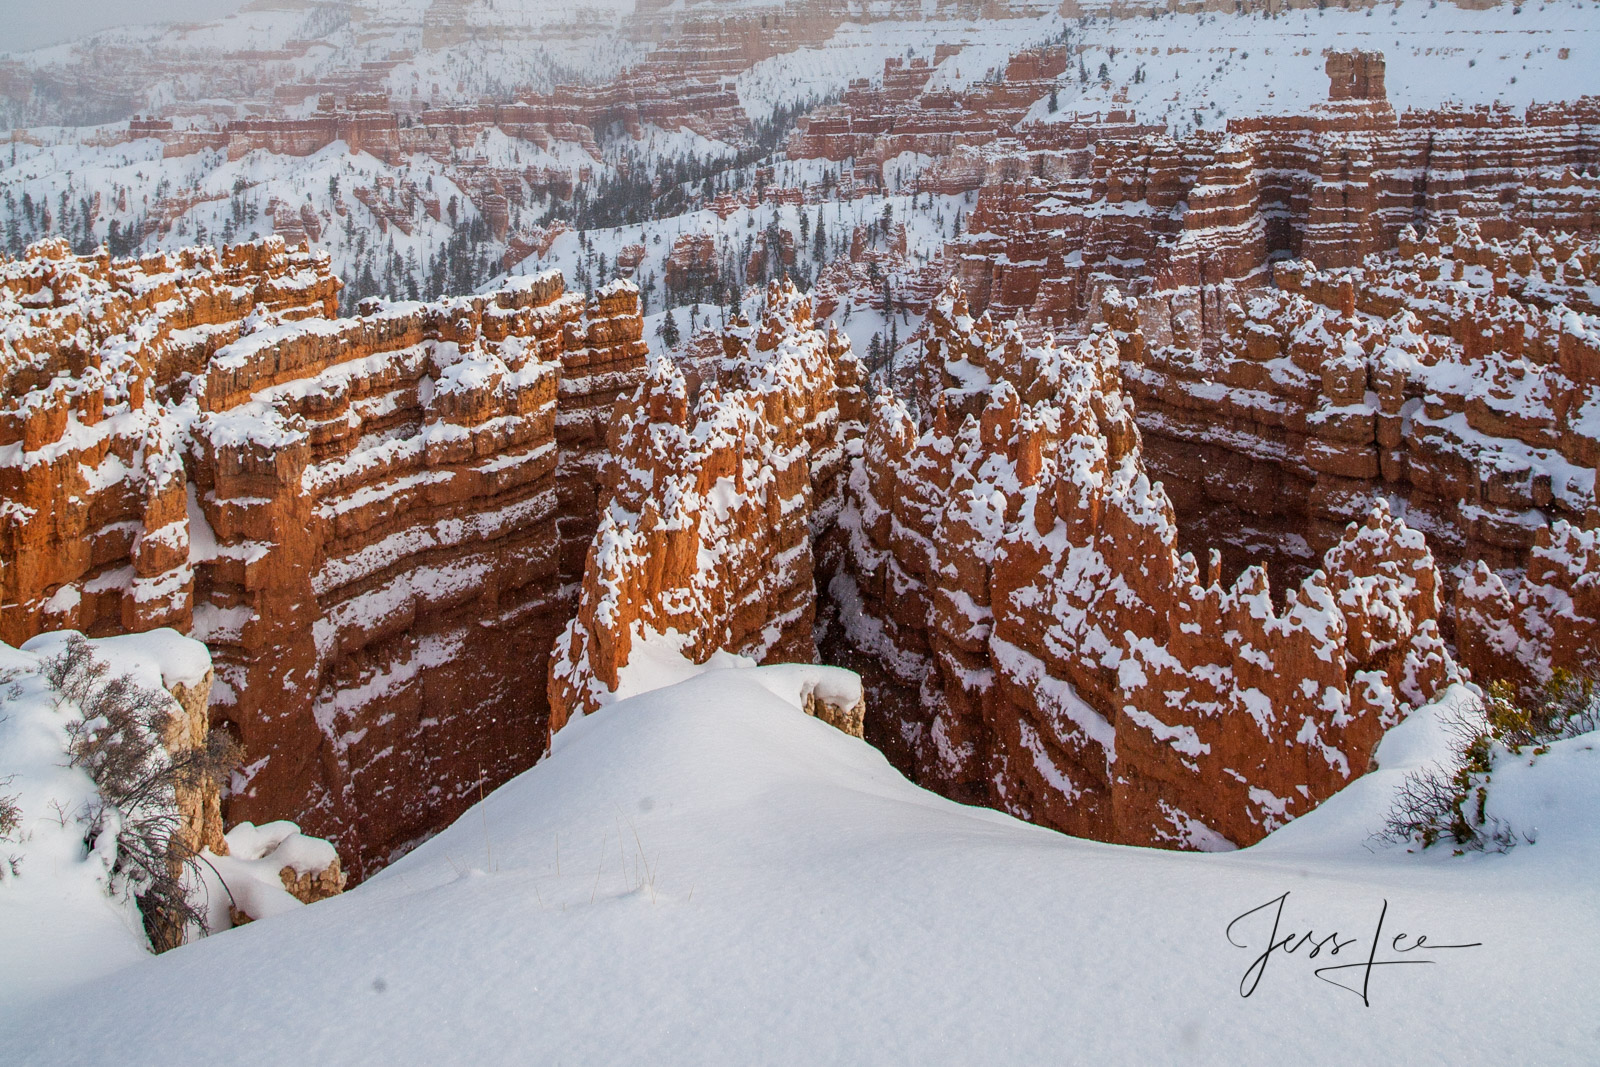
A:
[1,0,250,52]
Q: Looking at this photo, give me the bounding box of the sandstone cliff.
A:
[549,279,867,733]
[0,239,646,877]
[1123,221,1600,606]
[829,282,1460,847]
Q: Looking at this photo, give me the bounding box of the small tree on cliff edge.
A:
[660,308,681,348]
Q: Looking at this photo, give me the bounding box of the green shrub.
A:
[1380,671,1597,853]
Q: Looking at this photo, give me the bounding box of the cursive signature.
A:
[1225,891,1482,1005]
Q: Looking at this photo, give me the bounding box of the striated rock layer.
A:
[550,279,866,732]
[1123,221,1600,609]
[936,55,1600,334]
[828,283,1460,848]
[0,238,646,876]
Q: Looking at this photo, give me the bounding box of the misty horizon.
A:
[1,0,249,53]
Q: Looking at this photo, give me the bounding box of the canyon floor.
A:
[2,661,1594,1064]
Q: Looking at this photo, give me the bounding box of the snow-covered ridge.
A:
[1,665,1592,1061]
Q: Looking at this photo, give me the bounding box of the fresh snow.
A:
[2,669,1594,1062]
[1037,1,1600,135]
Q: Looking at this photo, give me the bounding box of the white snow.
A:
[1,670,1593,1061]
[1035,1,1600,137]
[0,630,212,1011]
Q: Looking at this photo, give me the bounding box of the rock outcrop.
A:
[829,282,1459,847]
[0,627,345,950]
[0,238,646,877]
[1123,221,1600,596]
[1455,521,1600,695]
[549,279,866,733]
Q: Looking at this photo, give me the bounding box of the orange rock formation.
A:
[829,282,1460,847]
[0,238,645,876]
[549,279,866,729]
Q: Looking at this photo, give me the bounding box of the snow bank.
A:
[194,820,342,930]
[2,672,1593,1062]
[572,623,865,746]
[0,631,211,1011]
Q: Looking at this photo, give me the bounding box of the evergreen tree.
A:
[660,308,681,347]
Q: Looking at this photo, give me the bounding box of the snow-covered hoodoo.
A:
[826,282,1461,847]
[549,278,868,734]
[0,239,645,876]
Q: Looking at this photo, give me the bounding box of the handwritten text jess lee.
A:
[1226,891,1482,1005]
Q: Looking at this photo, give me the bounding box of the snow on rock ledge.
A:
[200,820,347,930]
[0,628,339,1005]
[548,279,867,736]
[833,282,1461,848]
[555,623,866,745]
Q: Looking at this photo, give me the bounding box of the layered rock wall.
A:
[0,238,340,642]
[830,282,1459,847]
[1125,221,1600,597]
[549,279,866,731]
[938,58,1600,331]
[0,239,646,876]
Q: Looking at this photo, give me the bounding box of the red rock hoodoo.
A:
[825,282,1459,847]
[0,238,646,876]
[549,279,866,729]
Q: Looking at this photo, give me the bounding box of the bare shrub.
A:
[44,635,240,949]
[1379,671,1599,854]
[1,670,24,878]
[0,772,19,843]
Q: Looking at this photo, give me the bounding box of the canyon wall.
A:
[549,279,867,733]
[0,238,645,876]
[829,282,1459,847]
[1124,221,1600,597]
[934,58,1600,333]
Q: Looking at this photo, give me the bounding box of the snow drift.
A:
[0,664,1594,1063]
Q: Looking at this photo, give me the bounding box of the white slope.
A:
[0,631,213,1008]
[1,667,1595,1064]
[1034,1,1600,135]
